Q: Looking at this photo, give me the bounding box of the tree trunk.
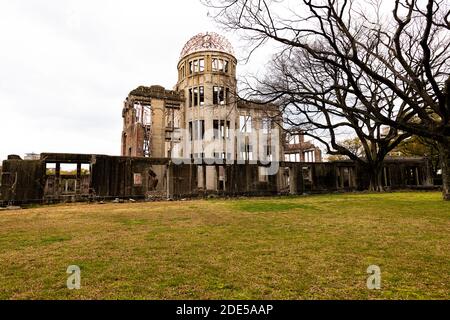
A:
[438,139,450,200]
[367,164,384,192]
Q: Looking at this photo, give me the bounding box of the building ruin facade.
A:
[0,153,434,205]
[0,32,436,205]
[121,32,321,191]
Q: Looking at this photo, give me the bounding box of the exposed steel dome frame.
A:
[179,32,235,60]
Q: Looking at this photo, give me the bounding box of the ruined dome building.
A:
[4,33,432,204]
[121,32,322,191]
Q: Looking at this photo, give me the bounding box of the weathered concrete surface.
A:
[0,159,43,203]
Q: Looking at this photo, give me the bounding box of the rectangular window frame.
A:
[199,86,204,106]
[213,86,219,105]
[212,58,219,72]
[240,115,252,133]
[189,89,193,107]
[193,87,199,107]
[193,60,199,73]
[192,120,205,140]
[213,86,226,105]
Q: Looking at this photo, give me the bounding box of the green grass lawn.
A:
[0,192,449,300]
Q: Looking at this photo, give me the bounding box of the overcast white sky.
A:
[0,0,270,161]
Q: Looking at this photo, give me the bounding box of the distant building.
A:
[284,130,322,162]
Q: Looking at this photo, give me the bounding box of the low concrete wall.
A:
[0,153,434,205]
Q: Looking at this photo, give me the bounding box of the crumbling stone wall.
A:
[0,153,434,205]
[0,157,44,203]
[121,86,183,158]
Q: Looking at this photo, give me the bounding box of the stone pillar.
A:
[314,149,322,162]
[166,163,174,199]
[55,163,61,198]
[76,163,82,194]
[150,98,166,158]
[289,166,298,195]
[206,166,216,191]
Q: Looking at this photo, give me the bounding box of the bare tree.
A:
[327,138,364,161]
[204,0,450,199]
[248,47,410,191]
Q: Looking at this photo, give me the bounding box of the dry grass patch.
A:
[0,192,448,299]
